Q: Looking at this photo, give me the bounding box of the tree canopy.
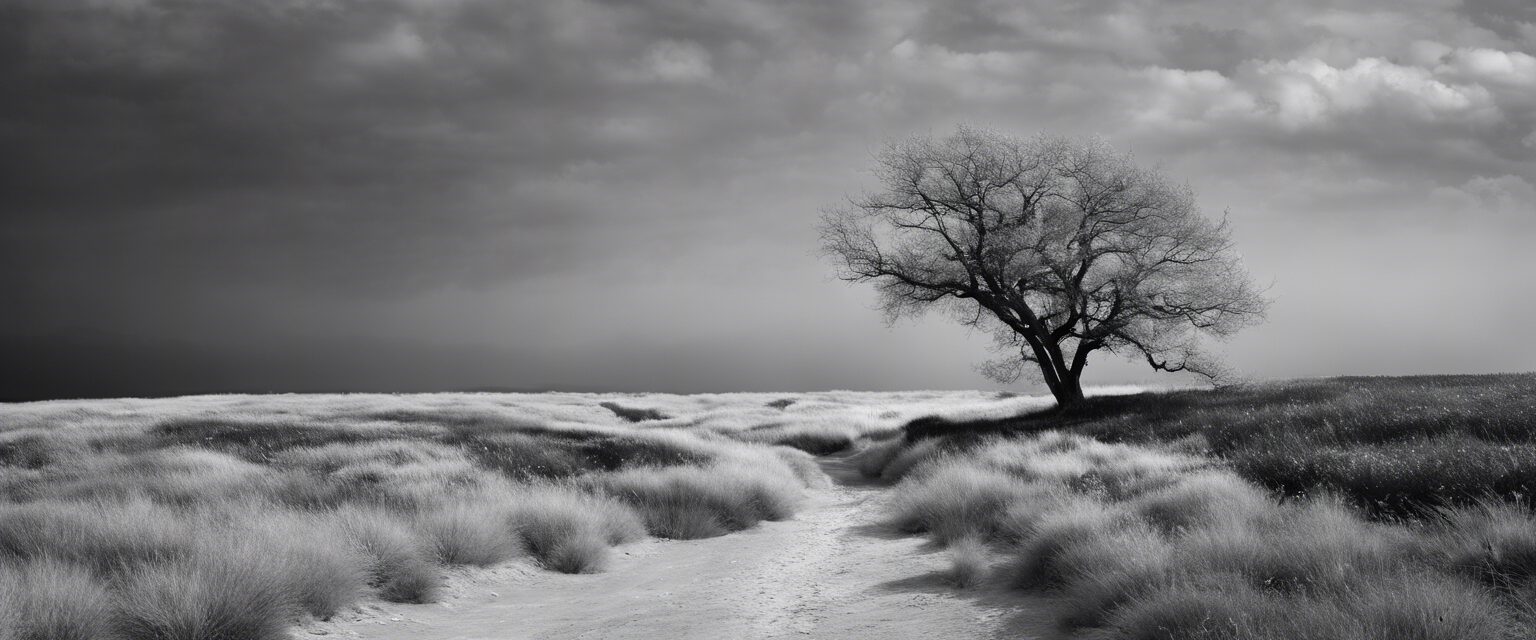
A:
[822,127,1267,406]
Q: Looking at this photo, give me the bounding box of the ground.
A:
[317,454,1057,640]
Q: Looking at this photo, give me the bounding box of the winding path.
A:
[315,456,1055,639]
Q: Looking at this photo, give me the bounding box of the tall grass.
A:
[0,391,840,639]
[874,429,1536,639]
[909,374,1536,517]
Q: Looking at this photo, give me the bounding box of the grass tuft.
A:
[946,537,989,589]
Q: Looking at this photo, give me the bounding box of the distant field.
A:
[0,389,1053,639]
[869,373,1536,638]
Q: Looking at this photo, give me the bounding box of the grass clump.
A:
[114,549,295,640]
[509,485,646,574]
[592,458,805,539]
[946,536,989,589]
[888,462,1029,543]
[333,506,441,603]
[0,556,116,640]
[415,501,520,567]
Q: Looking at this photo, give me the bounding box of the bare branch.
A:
[820,126,1269,406]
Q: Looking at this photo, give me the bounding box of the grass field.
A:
[0,389,1048,639]
[864,373,1536,639]
[4,376,1529,639]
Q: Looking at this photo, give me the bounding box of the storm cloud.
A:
[4,0,1534,400]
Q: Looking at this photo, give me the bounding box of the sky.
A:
[3,0,1534,400]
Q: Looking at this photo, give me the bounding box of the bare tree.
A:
[822,127,1267,408]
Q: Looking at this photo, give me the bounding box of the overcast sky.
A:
[3,0,1534,400]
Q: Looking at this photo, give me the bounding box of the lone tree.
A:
[822,127,1267,408]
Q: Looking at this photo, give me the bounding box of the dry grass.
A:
[877,421,1536,639]
[1,390,917,638]
[0,556,116,640]
[946,536,990,589]
[114,546,295,640]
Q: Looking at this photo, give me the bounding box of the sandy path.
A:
[315,456,1056,640]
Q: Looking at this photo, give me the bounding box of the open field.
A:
[2,376,1532,639]
[0,389,1074,638]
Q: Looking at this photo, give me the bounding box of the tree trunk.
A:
[1048,369,1085,409]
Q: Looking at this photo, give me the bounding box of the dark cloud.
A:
[4,0,1535,400]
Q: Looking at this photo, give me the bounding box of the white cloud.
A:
[342,23,427,66]
[1431,175,1536,218]
[1440,47,1536,86]
[1251,57,1496,127]
[1134,67,1260,130]
[636,40,713,83]
[1126,55,1502,133]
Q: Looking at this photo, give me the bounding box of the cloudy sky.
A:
[3,0,1534,400]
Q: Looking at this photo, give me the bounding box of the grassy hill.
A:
[905,373,1536,518]
[863,373,1536,639]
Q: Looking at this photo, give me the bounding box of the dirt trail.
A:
[316,456,1056,640]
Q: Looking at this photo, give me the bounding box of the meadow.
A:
[2,375,1531,639]
[0,389,1042,639]
[864,373,1536,639]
